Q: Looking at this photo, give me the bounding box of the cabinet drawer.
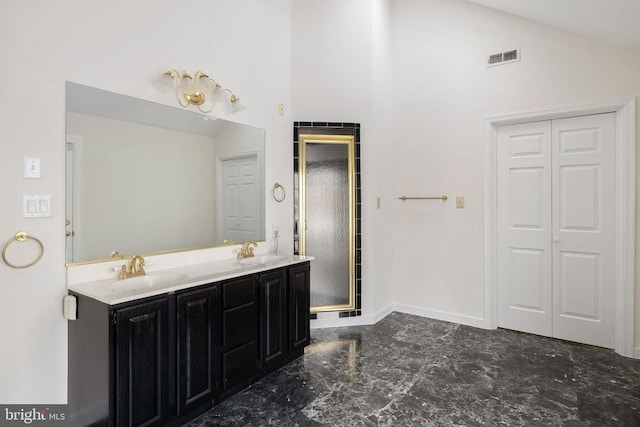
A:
[223,276,256,308]
[221,340,258,389]
[222,304,257,349]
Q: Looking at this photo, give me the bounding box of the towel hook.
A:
[2,231,44,269]
[272,182,286,202]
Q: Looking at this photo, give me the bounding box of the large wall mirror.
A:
[65,82,265,265]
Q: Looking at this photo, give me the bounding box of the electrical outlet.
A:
[278,104,285,116]
[456,196,465,209]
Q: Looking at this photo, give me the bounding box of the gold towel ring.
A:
[2,231,44,269]
[272,182,286,202]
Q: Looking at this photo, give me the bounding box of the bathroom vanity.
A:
[67,256,311,427]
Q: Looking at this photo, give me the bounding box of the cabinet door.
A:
[176,286,219,416]
[289,263,311,354]
[259,268,287,373]
[114,298,169,427]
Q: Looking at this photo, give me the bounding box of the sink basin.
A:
[111,273,188,291]
[239,255,287,267]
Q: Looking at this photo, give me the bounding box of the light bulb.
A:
[177,72,195,107]
[154,70,178,93]
[231,97,246,113]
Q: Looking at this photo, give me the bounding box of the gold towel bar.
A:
[399,195,448,201]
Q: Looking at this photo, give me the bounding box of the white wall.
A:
[390,0,640,328]
[0,0,291,403]
[291,0,395,319]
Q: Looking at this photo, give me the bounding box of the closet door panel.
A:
[497,121,553,336]
[552,113,616,348]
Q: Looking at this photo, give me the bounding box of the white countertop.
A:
[67,255,313,305]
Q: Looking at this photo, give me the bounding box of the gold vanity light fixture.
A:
[157,70,246,113]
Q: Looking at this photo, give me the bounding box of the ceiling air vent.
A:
[487,48,520,67]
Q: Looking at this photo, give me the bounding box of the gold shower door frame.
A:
[298,134,356,313]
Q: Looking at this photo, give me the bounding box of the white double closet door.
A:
[497,113,616,348]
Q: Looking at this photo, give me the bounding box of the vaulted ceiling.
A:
[466,0,640,52]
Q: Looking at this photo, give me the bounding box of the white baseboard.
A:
[373,304,395,323]
[310,303,487,330]
[634,346,640,359]
[391,303,489,329]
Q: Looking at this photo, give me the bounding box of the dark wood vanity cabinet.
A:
[69,286,218,427]
[68,262,310,427]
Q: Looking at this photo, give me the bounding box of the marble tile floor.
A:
[185,312,640,426]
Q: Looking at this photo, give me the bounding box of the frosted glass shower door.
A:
[299,135,355,312]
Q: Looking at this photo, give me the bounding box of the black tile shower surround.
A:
[293,121,362,318]
[186,312,640,426]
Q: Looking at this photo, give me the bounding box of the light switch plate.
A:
[24,157,41,179]
[23,195,51,217]
[456,196,465,209]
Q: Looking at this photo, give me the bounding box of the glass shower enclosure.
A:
[296,134,355,312]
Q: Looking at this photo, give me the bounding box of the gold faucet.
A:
[119,255,146,279]
[239,241,257,259]
[224,239,257,259]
